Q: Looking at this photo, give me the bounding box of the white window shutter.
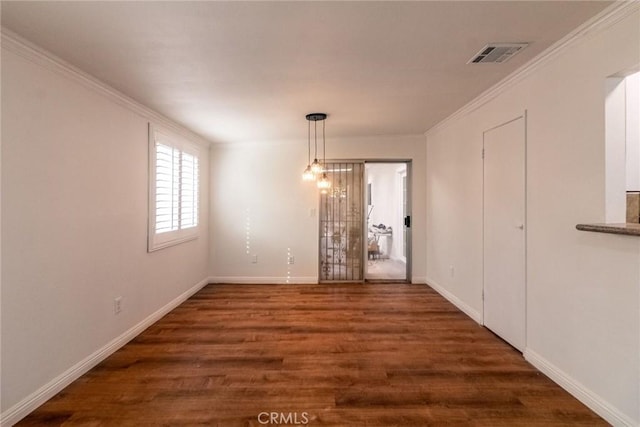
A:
[180,152,199,230]
[148,124,200,251]
[155,142,180,234]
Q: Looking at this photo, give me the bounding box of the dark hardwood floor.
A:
[19,284,606,426]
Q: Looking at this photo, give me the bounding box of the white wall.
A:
[0,47,210,419]
[210,135,426,283]
[426,9,639,426]
[209,140,319,283]
[626,72,640,192]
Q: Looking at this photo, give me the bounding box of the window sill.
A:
[575,223,640,236]
[148,234,198,252]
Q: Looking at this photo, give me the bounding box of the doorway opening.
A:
[605,69,640,223]
[365,162,410,282]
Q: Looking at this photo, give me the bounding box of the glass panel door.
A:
[319,162,364,282]
[363,162,410,282]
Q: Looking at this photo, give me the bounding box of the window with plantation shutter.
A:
[148,124,200,251]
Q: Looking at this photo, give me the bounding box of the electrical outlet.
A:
[288,255,295,265]
[449,265,455,278]
[252,254,258,264]
[114,297,122,315]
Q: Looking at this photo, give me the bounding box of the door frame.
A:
[481,111,527,350]
[318,158,413,283]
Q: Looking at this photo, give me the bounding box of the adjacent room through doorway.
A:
[365,162,410,282]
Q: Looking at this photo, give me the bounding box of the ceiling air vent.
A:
[468,43,528,64]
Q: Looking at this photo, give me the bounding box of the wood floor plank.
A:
[18,284,606,426]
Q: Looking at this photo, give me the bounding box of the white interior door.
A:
[483,116,526,351]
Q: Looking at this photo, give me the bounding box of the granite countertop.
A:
[576,223,640,236]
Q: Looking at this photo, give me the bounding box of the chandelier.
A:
[302,113,331,192]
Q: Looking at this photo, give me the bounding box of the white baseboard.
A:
[424,280,636,426]
[1,277,210,427]
[425,277,483,324]
[208,276,318,284]
[524,349,636,427]
[211,276,426,285]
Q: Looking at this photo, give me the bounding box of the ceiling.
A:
[1,1,611,144]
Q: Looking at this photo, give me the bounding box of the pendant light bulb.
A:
[317,172,331,190]
[311,159,323,174]
[302,165,315,181]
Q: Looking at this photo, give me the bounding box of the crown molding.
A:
[1,27,213,147]
[426,0,640,136]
